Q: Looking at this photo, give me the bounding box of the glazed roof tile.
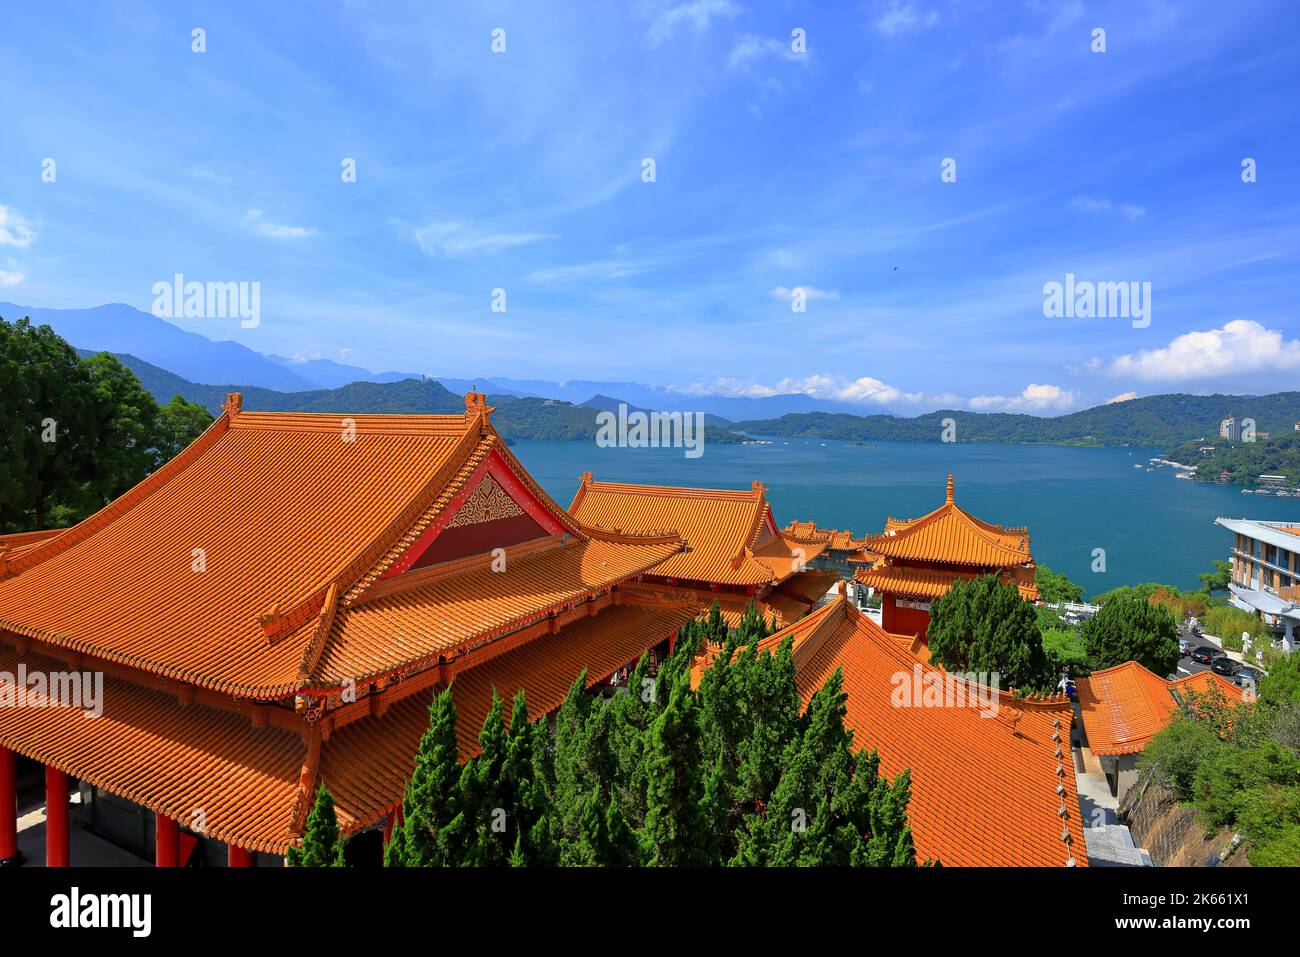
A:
[855,563,1038,601]
[0,646,305,854]
[570,476,810,586]
[1076,661,1243,755]
[312,536,683,688]
[0,404,492,697]
[861,474,1033,568]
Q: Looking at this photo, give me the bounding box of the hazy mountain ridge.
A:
[732,393,1300,447]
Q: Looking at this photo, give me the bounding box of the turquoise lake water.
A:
[508,437,1300,596]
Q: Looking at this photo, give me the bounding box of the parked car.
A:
[1179,638,1194,657]
[1210,656,1239,677]
[1191,645,1219,664]
[1234,666,1264,688]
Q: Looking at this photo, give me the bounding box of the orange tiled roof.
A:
[855,563,1038,601]
[0,394,651,700]
[570,476,819,586]
[311,535,683,688]
[1076,661,1243,756]
[781,521,864,552]
[861,474,1033,568]
[731,596,1085,866]
[775,569,840,606]
[0,645,305,854]
[320,596,700,832]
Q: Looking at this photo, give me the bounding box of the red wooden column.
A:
[227,844,253,867]
[155,813,179,867]
[44,766,69,868]
[0,746,20,866]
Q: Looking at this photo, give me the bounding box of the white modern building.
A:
[1214,517,1300,652]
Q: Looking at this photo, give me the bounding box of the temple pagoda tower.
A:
[852,474,1037,638]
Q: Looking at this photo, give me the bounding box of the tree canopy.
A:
[385,601,918,867]
[0,315,212,532]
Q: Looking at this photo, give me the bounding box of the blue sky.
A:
[1,0,1298,413]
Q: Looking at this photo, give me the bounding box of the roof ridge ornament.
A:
[223,392,243,417]
[464,390,494,419]
[946,473,954,504]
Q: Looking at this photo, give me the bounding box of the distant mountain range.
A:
[0,302,873,419]
[732,393,1300,448]
[13,301,1300,449]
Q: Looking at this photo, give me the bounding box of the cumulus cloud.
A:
[968,383,1079,412]
[672,373,921,405]
[1071,195,1146,221]
[873,1,939,37]
[1108,320,1300,381]
[647,0,739,45]
[0,257,26,287]
[0,205,36,247]
[1106,391,1138,404]
[245,208,316,239]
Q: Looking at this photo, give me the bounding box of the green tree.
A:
[76,352,158,516]
[0,317,94,530]
[386,688,465,866]
[1197,559,1233,597]
[153,394,213,465]
[927,574,1055,692]
[287,783,345,867]
[459,691,510,866]
[639,665,707,866]
[1034,564,1084,604]
[1083,593,1180,676]
[1259,652,1300,707]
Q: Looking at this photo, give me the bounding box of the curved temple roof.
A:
[859,474,1033,568]
[569,475,823,587]
[1076,661,1243,756]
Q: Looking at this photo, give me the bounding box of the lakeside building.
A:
[850,475,1038,638]
[1220,413,1239,441]
[1213,517,1300,652]
[695,586,1085,866]
[0,393,701,867]
[568,475,838,631]
[1076,663,1240,799]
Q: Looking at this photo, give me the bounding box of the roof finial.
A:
[946,473,954,504]
[579,470,593,485]
[223,392,243,417]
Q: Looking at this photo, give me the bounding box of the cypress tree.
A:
[927,574,1053,693]
[460,691,509,866]
[386,687,465,866]
[287,782,346,867]
[640,666,707,866]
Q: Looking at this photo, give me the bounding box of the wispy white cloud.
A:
[404,220,547,258]
[969,383,1079,411]
[1107,320,1300,381]
[1106,391,1138,404]
[872,1,939,37]
[770,285,840,301]
[245,208,316,239]
[1071,195,1147,221]
[728,34,808,70]
[646,0,740,45]
[0,205,37,248]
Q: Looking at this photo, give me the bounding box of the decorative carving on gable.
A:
[447,475,525,529]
